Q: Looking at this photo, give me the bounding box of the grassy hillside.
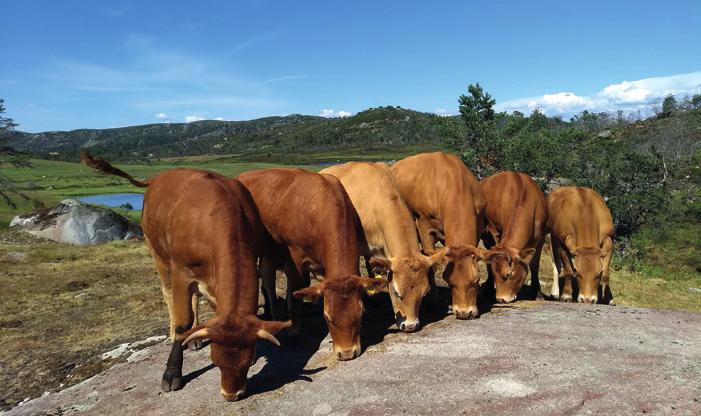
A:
[7,106,454,162]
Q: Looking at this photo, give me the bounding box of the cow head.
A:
[442,245,484,319]
[369,249,446,332]
[182,315,291,401]
[565,235,613,303]
[483,246,536,303]
[292,276,387,361]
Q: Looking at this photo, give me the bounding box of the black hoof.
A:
[161,370,183,392]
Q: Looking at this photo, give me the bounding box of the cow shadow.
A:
[244,314,330,397]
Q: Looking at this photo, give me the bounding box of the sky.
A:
[1,0,700,132]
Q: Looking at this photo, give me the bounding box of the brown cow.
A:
[320,162,446,332]
[480,172,548,303]
[80,153,290,401]
[237,168,386,361]
[548,186,615,304]
[390,152,486,319]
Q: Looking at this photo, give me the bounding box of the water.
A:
[78,193,144,210]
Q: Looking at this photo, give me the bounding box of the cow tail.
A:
[80,152,149,188]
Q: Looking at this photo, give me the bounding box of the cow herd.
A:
[81,151,615,402]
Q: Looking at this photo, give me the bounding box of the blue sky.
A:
[1,0,700,132]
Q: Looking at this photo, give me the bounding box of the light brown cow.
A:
[390,152,486,319]
[548,186,615,304]
[81,153,290,401]
[321,162,445,332]
[237,168,386,361]
[480,172,548,303]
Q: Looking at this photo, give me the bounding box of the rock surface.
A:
[9,199,142,245]
[5,302,700,416]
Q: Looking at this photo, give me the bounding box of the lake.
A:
[78,193,144,210]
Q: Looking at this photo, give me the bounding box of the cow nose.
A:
[578,295,598,304]
[399,319,419,332]
[220,387,245,402]
[497,295,516,304]
[336,346,360,361]
[454,306,479,320]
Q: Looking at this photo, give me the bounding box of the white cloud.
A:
[154,112,169,120]
[319,109,353,118]
[434,108,457,116]
[497,71,701,117]
[214,117,224,121]
[185,115,205,123]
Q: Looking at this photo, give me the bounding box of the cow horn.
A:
[256,329,281,346]
[182,328,210,346]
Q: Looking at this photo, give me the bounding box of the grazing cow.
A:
[480,172,548,303]
[321,162,446,332]
[81,153,291,401]
[390,152,486,319]
[237,168,386,361]
[548,186,615,304]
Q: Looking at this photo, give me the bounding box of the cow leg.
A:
[284,253,306,342]
[186,291,204,351]
[529,240,544,300]
[549,236,563,299]
[481,231,497,302]
[416,217,437,255]
[161,266,196,393]
[600,249,615,305]
[260,256,283,320]
[559,246,576,303]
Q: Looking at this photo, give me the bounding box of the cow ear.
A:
[369,256,392,274]
[256,320,293,346]
[600,237,613,257]
[483,250,501,263]
[292,284,324,300]
[426,247,448,267]
[518,248,536,264]
[358,276,388,294]
[564,235,578,255]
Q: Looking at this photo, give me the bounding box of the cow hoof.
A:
[161,371,183,392]
[608,300,616,306]
[561,296,573,303]
[187,339,204,351]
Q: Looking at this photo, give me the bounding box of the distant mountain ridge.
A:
[7,107,453,161]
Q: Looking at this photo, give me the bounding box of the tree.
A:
[0,99,32,209]
[658,94,677,118]
[692,94,701,109]
[456,83,498,177]
[0,99,18,133]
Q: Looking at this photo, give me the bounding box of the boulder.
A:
[9,198,142,246]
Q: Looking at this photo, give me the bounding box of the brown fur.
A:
[547,186,615,304]
[237,168,376,360]
[81,153,290,401]
[321,161,445,332]
[390,152,486,319]
[480,171,548,303]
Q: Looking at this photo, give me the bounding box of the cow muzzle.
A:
[396,317,419,332]
[578,295,598,304]
[220,387,245,402]
[496,295,517,304]
[453,305,479,320]
[335,345,360,361]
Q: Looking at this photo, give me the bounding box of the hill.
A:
[7,107,455,162]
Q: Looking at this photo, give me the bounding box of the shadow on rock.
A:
[244,314,329,398]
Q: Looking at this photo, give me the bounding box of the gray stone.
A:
[9,198,142,246]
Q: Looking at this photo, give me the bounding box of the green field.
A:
[0,146,439,227]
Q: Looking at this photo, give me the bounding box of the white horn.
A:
[256,329,281,346]
[182,328,210,346]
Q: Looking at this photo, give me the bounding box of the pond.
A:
[78,193,144,210]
